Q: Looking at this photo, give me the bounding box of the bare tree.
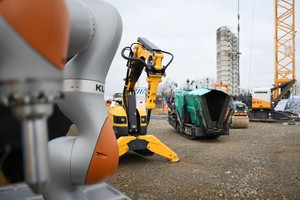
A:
[158,78,173,97]
[195,77,215,89]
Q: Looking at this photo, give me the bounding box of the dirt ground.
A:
[106,119,300,200]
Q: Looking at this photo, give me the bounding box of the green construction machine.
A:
[167,88,233,139]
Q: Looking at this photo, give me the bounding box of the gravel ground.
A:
[106,119,300,200]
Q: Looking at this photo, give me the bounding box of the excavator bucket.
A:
[117,135,179,162]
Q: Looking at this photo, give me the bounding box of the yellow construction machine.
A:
[107,37,179,162]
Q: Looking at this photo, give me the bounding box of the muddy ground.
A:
[107,119,300,200]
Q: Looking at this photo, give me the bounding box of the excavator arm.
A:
[108,37,179,162]
[121,37,173,127]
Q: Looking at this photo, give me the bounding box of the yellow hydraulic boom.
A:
[107,37,179,162]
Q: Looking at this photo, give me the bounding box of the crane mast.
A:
[274,0,296,100]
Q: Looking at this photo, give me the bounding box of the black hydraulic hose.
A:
[161,50,174,70]
[121,46,149,70]
[122,87,127,109]
[147,109,152,125]
[121,46,174,73]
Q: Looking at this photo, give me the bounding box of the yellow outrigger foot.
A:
[117,136,136,157]
[117,135,179,163]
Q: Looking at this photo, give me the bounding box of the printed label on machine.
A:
[63,79,105,94]
[136,87,146,111]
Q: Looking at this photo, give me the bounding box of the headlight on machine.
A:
[140,116,147,124]
[113,116,127,124]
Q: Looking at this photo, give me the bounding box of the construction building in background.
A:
[216,26,240,96]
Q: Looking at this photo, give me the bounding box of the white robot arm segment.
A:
[42,0,123,199]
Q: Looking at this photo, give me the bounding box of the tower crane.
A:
[273,0,296,101]
[249,0,297,120]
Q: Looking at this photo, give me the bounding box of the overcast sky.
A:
[105,0,300,97]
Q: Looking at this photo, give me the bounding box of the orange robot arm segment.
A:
[0,0,69,68]
[85,118,119,185]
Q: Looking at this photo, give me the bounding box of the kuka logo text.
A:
[96,84,104,92]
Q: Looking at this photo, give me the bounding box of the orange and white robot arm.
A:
[42,0,123,199]
[0,0,69,193]
[0,0,123,199]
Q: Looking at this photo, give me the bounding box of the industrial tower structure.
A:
[216,26,240,96]
[274,0,296,99]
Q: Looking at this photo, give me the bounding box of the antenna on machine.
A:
[237,0,241,95]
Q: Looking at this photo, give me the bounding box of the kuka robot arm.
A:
[0,0,123,199]
[0,0,69,193]
[42,1,123,199]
